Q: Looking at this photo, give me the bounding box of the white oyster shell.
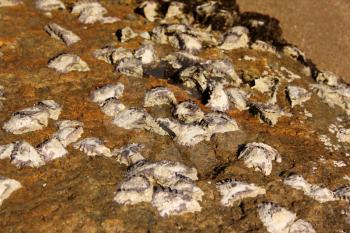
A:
[258,202,297,233]
[3,100,61,134]
[173,101,204,124]
[201,112,239,135]
[225,88,250,111]
[112,143,145,166]
[144,87,177,107]
[134,43,157,65]
[53,120,84,147]
[0,0,21,7]
[284,174,336,203]
[251,40,277,54]
[90,83,124,103]
[216,178,266,207]
[250,103,291,126]
[93,46,133,65]
[116,57,143,78]
[0,143,15,160]
[114,175,153,205]
[10,141,45,168]
[36,0,65,11]
[48,53,90,73]
[37,138,68,162]
[113,108,167,135]
[44,23,80,46]
[238,142,282,176]
[137,0,159,22]
[334,185,350,200]
[286,86,311,107]
[152,187,202,217]
[168,33,202,52]
[157,118,207,146]
[258,202,316,233]
[99,98,125,117]
[218,26,249,50]
[0,177,22,206]
[116,27,138,42]
[205,82,230,112]
[71,1,119,24]
[73,137,111,157]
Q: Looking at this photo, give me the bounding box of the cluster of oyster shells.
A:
[113,144,204,217]
[2,0,350,230]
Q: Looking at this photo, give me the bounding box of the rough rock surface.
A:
[0,0,350,232]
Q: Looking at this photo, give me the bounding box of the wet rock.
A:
[48,54,90,73]
[44,23,80,46]
[216,178,266,207]
[238,142,282,176]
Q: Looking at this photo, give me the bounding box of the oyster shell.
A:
[286,86,311,107]
[116,27,138,43]
[71,1,119,24]
[202,59,241,87]
[168,33,202,52]
[144,87,177,107]
[3,100,62,134]
[136,0,159,22]
[218,26,249,50]
[238,142,282,176]
[0,177,22,206]
[114,175,153,205]
[225,88,250,111]
[205,82,230,112]
[113,108,167,136]
[35,0,65,11]
[134,43,157,65]
[73,137,111,157]
[115,57,143,78]
[258,202,316,233]
[112,143,145,166]
[93,46,133,65]
[37,138,68,162]
[157,118,207,146]
[258,202,297,233]
[179,66,208,92]
[251,40,277,54]
[334,185,350,200]
[152,186,202,217]
[284,174,336,203]
[48,53,90,73]
[0,143,15,160]
[53,120,84,147]
[173,100,204,124]
[249,103,291,126]
[99,98,125,117]
[201,112,239,135]
[316,71,341,87]
[10,141,45,168]
[252,75,279,94]
[0,0,21,7]
[90,83,124,104]
[44,23,80,46]
[216,178,266,207]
